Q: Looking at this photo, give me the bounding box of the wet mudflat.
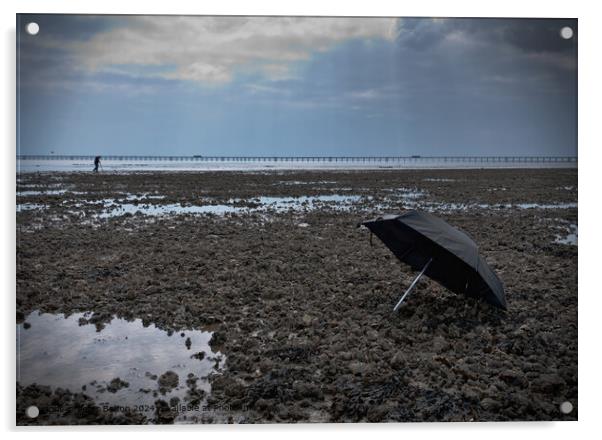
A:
[16,169,577,424]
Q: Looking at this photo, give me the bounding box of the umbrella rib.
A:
[393,257,433,312]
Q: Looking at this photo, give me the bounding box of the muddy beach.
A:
[16,168,577,424]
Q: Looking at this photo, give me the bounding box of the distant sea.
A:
[16,158,577,173]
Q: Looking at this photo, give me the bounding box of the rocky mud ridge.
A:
[16,169,577,424]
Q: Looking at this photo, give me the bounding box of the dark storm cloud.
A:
[17,15,100,91]
[18,14,123,42]
[398,18,577,55]
[389,17,576,101]
[490,18,577,53]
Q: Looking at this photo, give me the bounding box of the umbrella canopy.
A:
[362,210,506,310]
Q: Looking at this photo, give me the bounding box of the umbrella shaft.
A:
[393,258,433,312]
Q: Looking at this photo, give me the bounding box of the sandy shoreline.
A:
[16,169,577,424]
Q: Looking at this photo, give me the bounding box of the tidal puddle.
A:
[16,203,48,212]
[17,311,225,423]
[515,203,578,209]
[386,188,426,199]
[85,194,363,219]
[385,199,577,212]
[18,190,70,196]
[430,201,578,211]
[555,224,578,246]
[252,195,362,211]
[275,180,338,186]
[97,202,243,218]
[115,193,166,201]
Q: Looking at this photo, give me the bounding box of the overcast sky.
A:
[17,15,577,156]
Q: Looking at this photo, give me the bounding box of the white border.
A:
[3,1,600,439]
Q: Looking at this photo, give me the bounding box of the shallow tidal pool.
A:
[17,311,225,423]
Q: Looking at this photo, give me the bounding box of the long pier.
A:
[17,155,578,164]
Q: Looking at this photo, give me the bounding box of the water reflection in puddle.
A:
[515,203,578,209]
[17,185,577,221]
[16,203,48,212]
[90,195,363,218]
[450,202,577,210]
[253,195,361,211]
[17,311,224,423]
[555,224,578,246]
[385,200,578,212]
[18,190,70,196]
[115,193,166,201]
[98,203,243,218]
[17,192,366,222]
[275,180,338,186]
[385,188,426,200]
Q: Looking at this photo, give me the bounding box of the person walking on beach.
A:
[93,156,101,172]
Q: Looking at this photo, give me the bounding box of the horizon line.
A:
[17,154,578,159]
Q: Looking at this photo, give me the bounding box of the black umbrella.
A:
[362,210,506,310]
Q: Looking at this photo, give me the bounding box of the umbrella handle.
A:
[393,257,433,312]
